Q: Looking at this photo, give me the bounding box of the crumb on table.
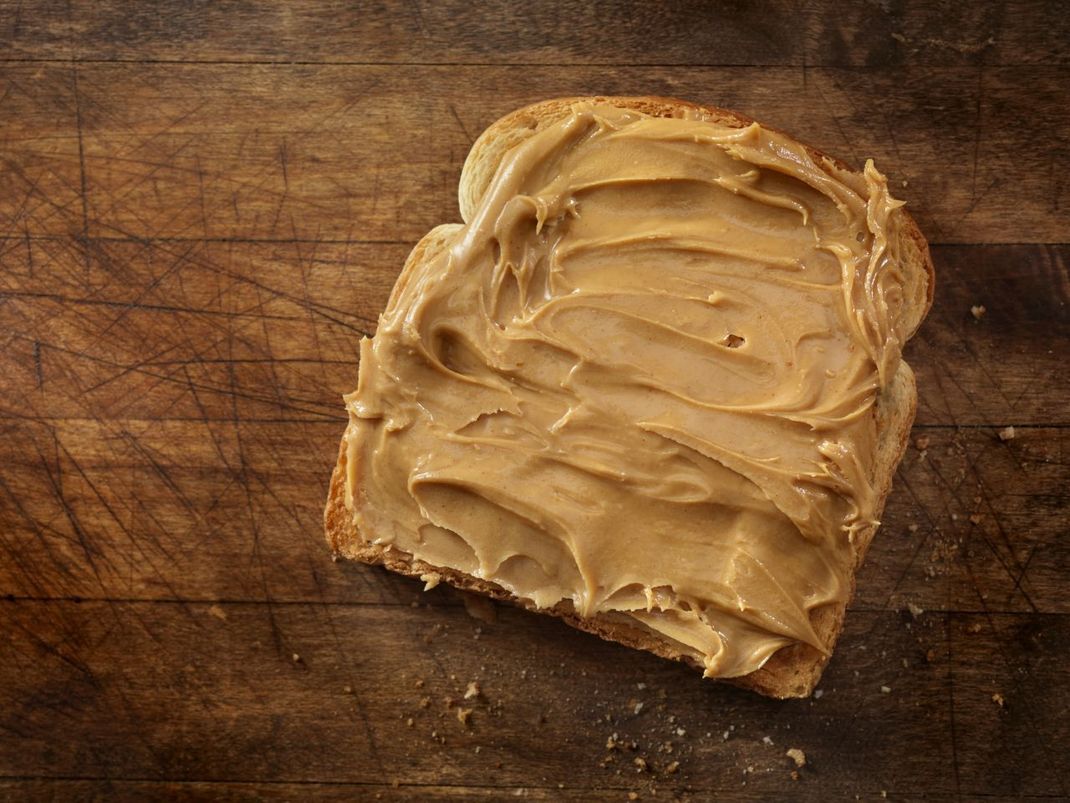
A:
[786,747,807,768]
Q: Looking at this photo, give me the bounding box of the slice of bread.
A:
[325,97,934,698]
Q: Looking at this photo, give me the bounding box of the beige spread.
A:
[344,103,912,678]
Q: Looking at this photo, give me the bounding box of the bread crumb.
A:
[342,685,353,694]
[786,747,807,768]
[456,707,472,727]
[464,681,481,700]
[908,523,919,533]
[914,435,930,450]
[722,730,730,740]
[880,686,892,694]
[969,513,983,525]
[633,757,648,772]
[634,702,644,715]
[967,622,983,634]
[675,727,686,737]
[762,735,774,746]
[791,770,800,781]
[420,572,441,591]
[636,682,647,690]
[881,792,888,799]
[998,426,1016,441]
[419,696,431,709]
[406,717,414,727]
[291,653,301,663]
[665,760,679,774]
[414,679,425,689]
[970,304,986,320]
[907,601,925,618]
[992,692,1005,707]
[207,604,227,621]
[628,793,639,801]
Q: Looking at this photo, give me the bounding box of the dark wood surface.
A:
[1,2,1067,800]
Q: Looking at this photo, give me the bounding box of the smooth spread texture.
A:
[344,103,913,678]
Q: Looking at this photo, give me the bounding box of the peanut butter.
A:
[343,103,913,678]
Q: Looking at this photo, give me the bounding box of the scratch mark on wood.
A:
[33,339,42,389]
[880,468,940,607]
[5,609,100,686]
[922,438,1040,613]
[69,62,92,277]
[23,227,33,277]
[33,427,108,591]
[0,470,72,598]
[809,71,858,166]
[448,103,473,146]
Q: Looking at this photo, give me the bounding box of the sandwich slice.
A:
[325,97,933,698]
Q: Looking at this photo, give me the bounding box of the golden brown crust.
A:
[326,97,934,699]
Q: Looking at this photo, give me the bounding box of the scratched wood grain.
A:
[1,600,1067,799]
[55,63,1070,245]
[0,2,1068,800]
[3,63,1069,245]
[3,0,1068,66]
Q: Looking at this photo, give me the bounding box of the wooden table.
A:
[2,2,1067,800]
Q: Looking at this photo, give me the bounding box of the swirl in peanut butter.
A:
[344,103,911,678]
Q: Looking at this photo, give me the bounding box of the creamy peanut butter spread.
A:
[344,103,913,678]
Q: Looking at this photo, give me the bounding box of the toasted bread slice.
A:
[325,97,934,698]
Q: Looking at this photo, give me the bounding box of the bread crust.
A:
[326,97,934,698]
